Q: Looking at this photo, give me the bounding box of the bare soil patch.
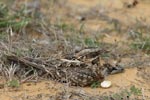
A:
[0,0,150,100]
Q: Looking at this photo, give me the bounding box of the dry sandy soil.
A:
[0,0,150,100]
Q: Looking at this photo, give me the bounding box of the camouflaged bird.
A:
[6,48,124,87]
[47,48,124,86]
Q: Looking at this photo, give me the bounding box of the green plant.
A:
[55,23,75,32]
[0,2,34,34]
[101,86,142,100]
[7,79,20,88]
[84,37,100,47]
[90,81,101,88]
[131,37,150,53]
[130,85,142,95]
[129,30,150,53]
[0,3,8,18]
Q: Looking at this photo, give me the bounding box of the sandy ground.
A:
[0,0,150,100]
[0,68,150,99]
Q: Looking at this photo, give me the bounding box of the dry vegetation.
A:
[0,0,150,100]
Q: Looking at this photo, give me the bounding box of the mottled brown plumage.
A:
[47,48,124,86]
[6,48,124,87]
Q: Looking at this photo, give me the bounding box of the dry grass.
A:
[0,0,150,100]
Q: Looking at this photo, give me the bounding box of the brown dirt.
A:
[0,0,150,100]
[0,68,149,100]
